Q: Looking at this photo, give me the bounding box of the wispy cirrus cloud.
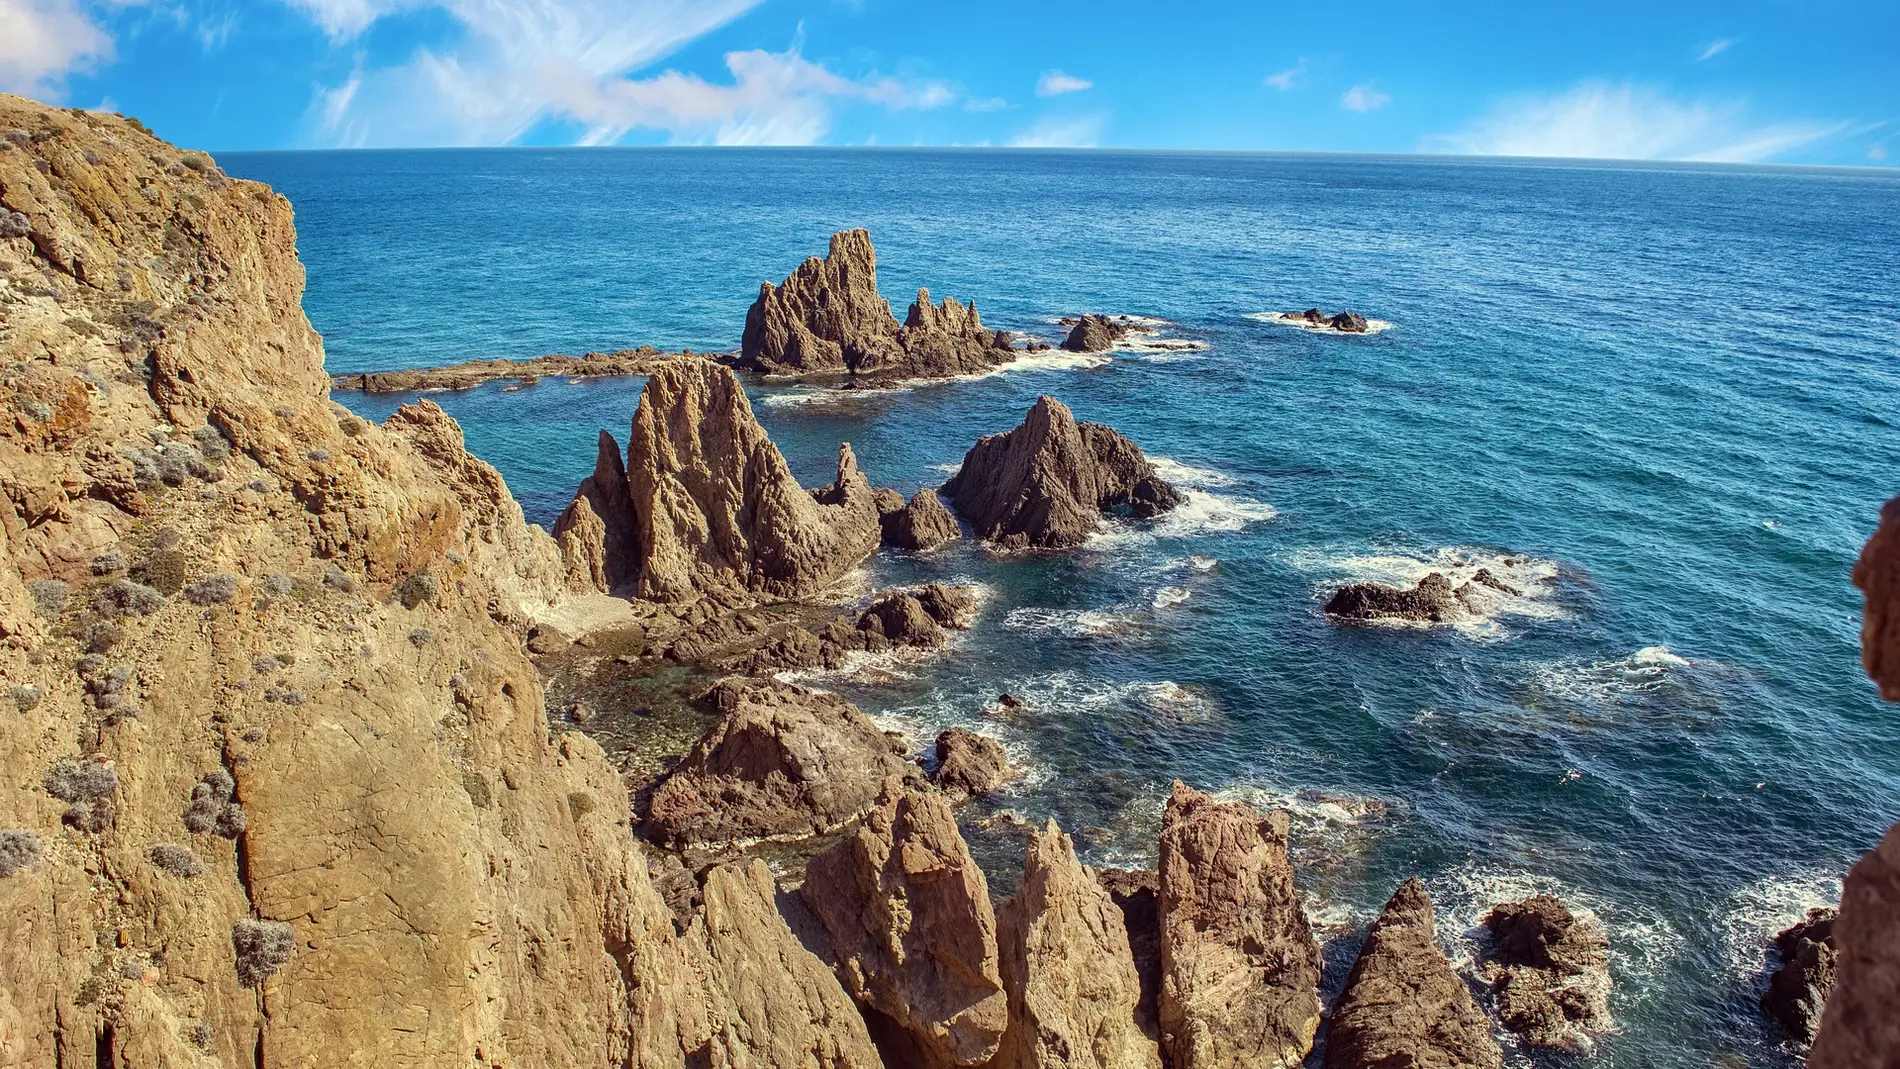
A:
[1035,70,1092,97]
[1427,81,1848,163]
[1697,38,1736,61]
[1340,83,1389,112]
[1264,59,1307,91]
[289,0,954,146]
[1009,113,1106,148]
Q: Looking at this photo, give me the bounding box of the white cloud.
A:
[1008,113,1106,148]
[964,95,1009,112]
[1340,83,1389,112]
[294,1,953,147]
[1697,38,1735,62]
[1872,143,1888,162]
[1035,70,1092,97]
[1428,81,1847,163]
[0,0,114,95]
[1264,59,1306,91]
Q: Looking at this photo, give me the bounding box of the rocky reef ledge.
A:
[331,345,693,393]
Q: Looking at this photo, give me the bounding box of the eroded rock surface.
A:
[1811,825,1900,1065]
[801,780,1008,1069]
[643,680,916,848]
[995,821,1161,1069]
[931,728,1011,799]
[1156,782,1322,1069]
[1854,497,1900,700]
[1060,314,1131,353]
[880,488,963,552]
[1763,907,1838,1043]
[943,396,1181,550]
[1324,573,1458,622]
[1477,894,1612,1051]
[1325,879,1502,1069]
[738,229,1015,380]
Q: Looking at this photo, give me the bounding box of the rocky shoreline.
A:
[331,345,696,392]
[1,92,1895,1069]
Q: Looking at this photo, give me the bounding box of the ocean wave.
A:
[1186,554,1219,573]
[1526,645,1694,701]
[1719,870,1841,981]
[1089,489,1277,550]
[1290,544,1565,639]
[1152,586,1192,610]
[1044,314,1211,360]
[1434,866,1684,989]
[1246,310,1397,335]
[1004,606,1141,639]
[1220,784,1399,875]
[754,348,1114,410]
[1148,456,1236,488]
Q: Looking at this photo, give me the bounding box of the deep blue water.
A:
[221,147,1900,1066]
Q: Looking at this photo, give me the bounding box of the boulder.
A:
[1763,908,1838,1043]
[1297,308,1326,324]
[943,396,1182,549]
[557,359,882,603]
[643,680,916,847]
[1854,496,1900,700]
[1327,311,1369,333]
[1323,573,1458,623]
[1156,782,1322,1069]
[1325,879,1502,1069]
[931,728,1010,798]
[801,780,1009,1069]
[1477,894,1612,1051]
[882,488,963,551]
[738,228,1015,380]
[1061,314,1131,353]
[995,821,1162,1069]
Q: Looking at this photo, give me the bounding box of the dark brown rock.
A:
[1854,496,1900,700]
[942,396,1182,550]
[1763,907,1838,1043]
[1812,826,1900,1066]
[1327,311,1369,333]
[1157,782,1322,1069]
[1325,879,1502,1069]
[332,346,683,392]
[882,488,962,551]
[1324,573,1458,623]
[737,229,1015,380]
[801,780,1008,1069]
[1477,894,1612,1051]
[1097,868,1163,1039]
[642,680,915,847]
[1060,314,1131,353]
[930,728,1010,798]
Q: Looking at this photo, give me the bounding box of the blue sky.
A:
[2,0,1894,164]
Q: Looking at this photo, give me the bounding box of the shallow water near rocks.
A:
[222,147,1900,1067]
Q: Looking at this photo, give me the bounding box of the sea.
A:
[219,147,1900,1066]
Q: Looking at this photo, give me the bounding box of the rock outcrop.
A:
[930,728,1011,799]
[333,346,685,393]
[643,680,917,847]
[1328,311,1369,333]
[1763,908,1838,1043]
[1156,783,1322,1069]
[801,780,1009,1069]
[555,360,882,603]
[1324,573,1459,623]
[1061,314,1132,353]
[880,488,963,552]
[995,821,1161,1069]
[1854,497,1900,700]
[1279,309,1370,333]
[1096,869,1163,1039]
[942,397,1182,549]
[1477,894,1612,1051]
[1325,879,1502,1069]
[737,229,1015,380]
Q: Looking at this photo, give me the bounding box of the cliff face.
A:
[0,94,708,1068]
[736,228,1015,380]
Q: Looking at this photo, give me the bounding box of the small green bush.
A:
[131,551,186,594]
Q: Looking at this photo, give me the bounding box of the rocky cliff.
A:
[943,396,1183,549]
[736,228,1017,380]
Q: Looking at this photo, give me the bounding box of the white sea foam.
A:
[1004,606,1140,639]
[1088,489,1277,550]
[1148,456,1236,488]
[1220,784,1398,873]
[755,348,1116,410]
[1435,866,1684,990]
[1152,586,1192,610]
[1527,645,1694,701]
[1720,871,1841,980]
[1048,314,1210,360]
[1247,310,1397,335]
[1291,544,1565,639]
[1187,554,1219,573]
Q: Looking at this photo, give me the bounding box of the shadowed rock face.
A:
[1061,314,1131,353]
[643,680,917,848]
[738,228,1014,380]
[995,821,1162,1069]
[943,396,1182,550]
[801,781,1009,1069]
[880,488,963,552]
[1477,895,1612,1051]
[1325,879,1502,1069]
[1854,498,1900,701]
[1763,908,1838,1043]
[1156,782,1322,1069]
[555,360,882,603]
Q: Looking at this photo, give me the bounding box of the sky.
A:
[0,0,1894,165]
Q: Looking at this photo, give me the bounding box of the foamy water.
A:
[1246,310,1398,335]
[1290,544,1567,638]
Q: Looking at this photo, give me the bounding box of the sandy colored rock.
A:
[995,820,1161,1069]
[1156,782,1322,1069]
[943,396,1181,550]
[333,346,685,393]
[643,680,916,847]
[1811,825,1900,1065]
[881,487,963,551]
[1476,894,1612,1051]
[553,429,640,593]
[801,780,1008,1068]
[738,228,1015,380]
[931,728,1011,799]
[1325,879,1502,1069]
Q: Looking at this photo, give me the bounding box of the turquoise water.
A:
[222,148,1899,1065]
